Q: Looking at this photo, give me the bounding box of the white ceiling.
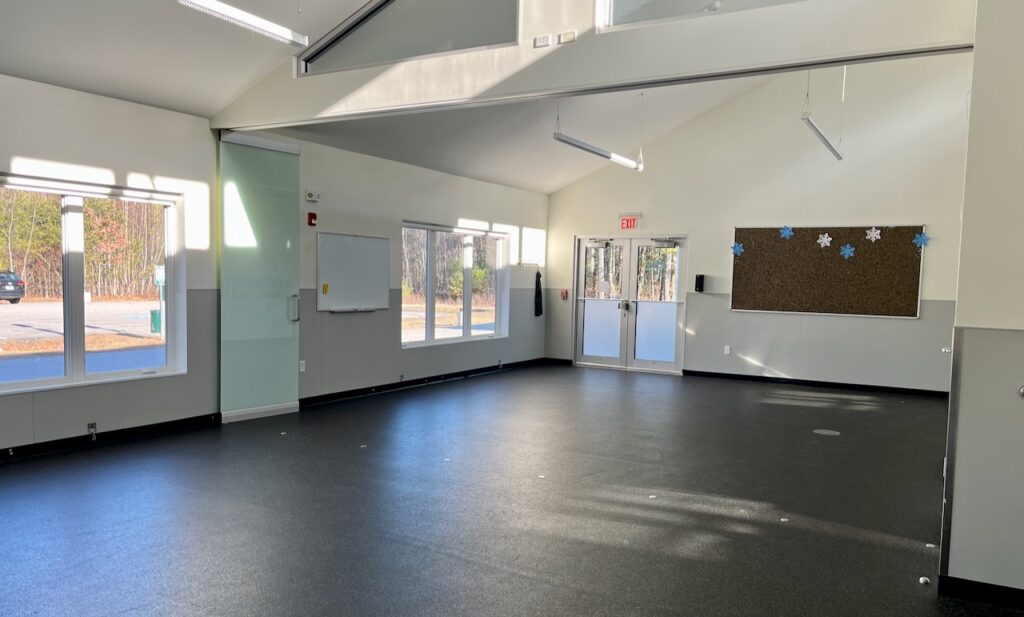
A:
[0,0,766,193]
[274,76,767,194]
[0,0,363,117]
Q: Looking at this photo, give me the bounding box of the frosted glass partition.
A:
[635,302,676,363]
[583,299,621,358]
[307,0,518,74]
[220,142,299,415]
[609,0,805,27]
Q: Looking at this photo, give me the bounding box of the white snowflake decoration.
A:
[866,227,882,243]
[817,233,833,248]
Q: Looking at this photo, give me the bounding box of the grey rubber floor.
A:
[1,366,1019,616]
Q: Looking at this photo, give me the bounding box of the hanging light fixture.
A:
[552,95,645,171]
[801,67,846,161]
[177,0,309,48]
[553,132,645,171]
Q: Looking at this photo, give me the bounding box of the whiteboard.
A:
[317,232,390,312]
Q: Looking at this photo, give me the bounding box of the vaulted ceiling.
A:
[274,76,767,194]
[0,0,362,117]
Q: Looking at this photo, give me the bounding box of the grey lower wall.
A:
[544,288,574,361]
[543,287,954,392]
[299,288,546,399]
[684,293,954,391]
[0,289,219,449]
[946,327,1024,589]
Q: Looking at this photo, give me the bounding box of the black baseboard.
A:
[300,357,572,409]
[2,412,221,464]
[939,575,1024,609]
[681,369,949,398]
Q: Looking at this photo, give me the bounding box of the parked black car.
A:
[0,271,26,304]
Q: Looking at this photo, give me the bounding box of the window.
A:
[0,188,64,384]
[401,223,507,346]
[400,227,428,344]
[0,179,179,390]
[303,0,519,74]
[83,198,168,374]
[599,0,806,29]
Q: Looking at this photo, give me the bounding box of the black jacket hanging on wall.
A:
[534,271,543,317]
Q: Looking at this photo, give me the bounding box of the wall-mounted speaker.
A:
[695,274,705,293]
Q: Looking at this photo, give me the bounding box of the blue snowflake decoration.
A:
[840,244,856,260]
[913,232,930,248]
[779,226,795,239]
[731,242,745,256]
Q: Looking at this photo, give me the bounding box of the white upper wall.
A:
[277,137,549,290]
[0,74,217,289]
[547,52,974,300]
[213,0,975,130]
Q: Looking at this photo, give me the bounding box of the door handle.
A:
[288,294,300,323]
[622,300,631,311]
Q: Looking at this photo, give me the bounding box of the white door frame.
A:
[571,233,688,375]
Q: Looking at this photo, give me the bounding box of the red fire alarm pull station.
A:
[308,212,318,227]
[560,289,569,301]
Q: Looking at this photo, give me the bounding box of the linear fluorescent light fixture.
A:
[801,113,843,161]
[177,0,309,47]
[554,131,644,171]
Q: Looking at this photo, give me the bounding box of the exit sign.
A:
[619,213,642,230]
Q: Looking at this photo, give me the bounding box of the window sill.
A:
[0,367,186,397]
[402,334,509,350]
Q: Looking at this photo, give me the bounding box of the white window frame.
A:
[596,0,808,33]
[401,221,509,348]
[0,172,186,395]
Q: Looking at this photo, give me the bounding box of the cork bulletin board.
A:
[730,226,925,318]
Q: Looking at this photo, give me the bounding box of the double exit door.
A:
[575,237,685,373]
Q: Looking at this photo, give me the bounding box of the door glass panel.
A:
[584,245,623,299]
[583,299,621,358]
[0,188,64,384]
[220,142,300,413]
[83,198,167,374]
[635,302,676,363]
[636,245,678,301]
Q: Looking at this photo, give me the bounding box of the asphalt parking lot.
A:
[0,300,161,343]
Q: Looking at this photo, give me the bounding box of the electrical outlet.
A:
[533,34,552,48]
[299,360,306,373]
[558,30,577,44]
[724,345,731,355]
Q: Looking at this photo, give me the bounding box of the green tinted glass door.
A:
[220,142,299,418]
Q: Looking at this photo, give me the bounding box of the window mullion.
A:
[497,238,505,337]
[463,237,472,339]
[61,196,85,381]
[425,230,435,342]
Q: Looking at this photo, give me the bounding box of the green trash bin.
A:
[150,309,161,334]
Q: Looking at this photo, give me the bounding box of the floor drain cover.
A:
[813,429,841,437]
